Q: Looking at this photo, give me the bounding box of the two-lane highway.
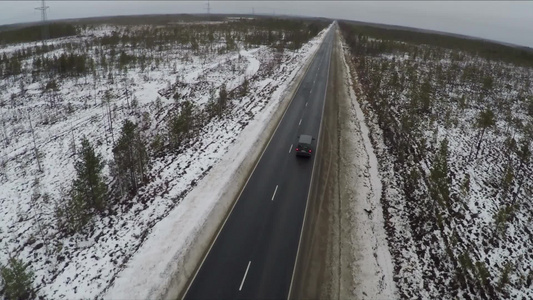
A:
[183,26,334,300]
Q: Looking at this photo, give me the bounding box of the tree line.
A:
[340,20,533,299]
[1,17,327,82]
[340,20,533,67]
[0,23,77,45]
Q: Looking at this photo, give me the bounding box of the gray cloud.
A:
[0,1,532,48]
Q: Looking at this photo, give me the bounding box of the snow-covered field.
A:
[0,21,330,298]
[341,23,533,299]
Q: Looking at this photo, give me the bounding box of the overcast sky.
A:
[1,1,532,48]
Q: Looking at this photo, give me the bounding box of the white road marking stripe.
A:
[239,261,252,291]
[299,119,302,126]
[289,144,293,153]
[306,102,308,107]
[271,185,278,201]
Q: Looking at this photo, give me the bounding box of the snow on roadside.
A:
[103,26,331,299]
[340,31,533,299]
[0,23,331,299]
[339,32,397,299]
[243,48,261,76]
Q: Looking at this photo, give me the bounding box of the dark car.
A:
[295,134,314,157]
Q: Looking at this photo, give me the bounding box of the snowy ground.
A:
[338,33,396,299]
[106,24,331,300]
[0,22,331,299]
[340,24,533,299]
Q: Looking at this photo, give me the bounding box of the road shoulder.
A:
[291,24,396,300]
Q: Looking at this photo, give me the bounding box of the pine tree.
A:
[168,101,194,148]
[59,138,107,234]
[419,78,432,114]
[104,89,115,144]
[60,186,89,234]
[1,257,35,300]
[240,77,249,98]
[218,84,228,116]
[472,108,496,159]
[430,138,450,208]
[113,120,148,194]
[72,137,108,212]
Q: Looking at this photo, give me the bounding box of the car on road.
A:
[295,134,314,157]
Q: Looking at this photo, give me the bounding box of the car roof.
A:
[299,134,313,144]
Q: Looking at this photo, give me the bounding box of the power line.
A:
[35,0,49,43]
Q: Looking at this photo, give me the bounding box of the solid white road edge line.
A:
[272,185,279,201]
[239,261,252,291]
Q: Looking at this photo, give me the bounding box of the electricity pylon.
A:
[35,0,49,44]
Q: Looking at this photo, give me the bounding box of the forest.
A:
[340,21,533,299]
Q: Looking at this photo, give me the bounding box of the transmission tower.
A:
[206,0,211,15]
[35,0,49,43]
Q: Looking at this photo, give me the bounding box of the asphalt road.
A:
[183,27,334,300]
